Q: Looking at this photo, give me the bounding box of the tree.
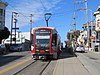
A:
[67,32,70,40]
[74,30,80,39]
[67,30,80,46]
[0,27,10,43]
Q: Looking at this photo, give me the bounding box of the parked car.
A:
[85,46,89,51]
[75,45,85,52]
[95,45,99,52]
[0,44,7,54]
[10,44,22,52]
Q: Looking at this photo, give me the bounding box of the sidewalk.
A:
[87,51,100,59]
[53,51,90,75]
[90,51,100,56]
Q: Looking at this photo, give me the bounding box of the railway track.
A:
[39,60,51,75]
[14,60,51,75]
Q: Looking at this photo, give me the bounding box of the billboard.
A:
[92,31,96,37]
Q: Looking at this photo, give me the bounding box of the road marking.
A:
[0,58,32,74]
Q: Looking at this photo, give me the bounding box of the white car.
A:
[75,45,85,52]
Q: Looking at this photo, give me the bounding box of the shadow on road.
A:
[58,48,77,59]
[0,55,24,67]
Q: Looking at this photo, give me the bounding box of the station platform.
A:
[53,51,90,75]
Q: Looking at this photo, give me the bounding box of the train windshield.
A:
[35,30,51,47]
[36,39,50,44]
[36,36,50,49]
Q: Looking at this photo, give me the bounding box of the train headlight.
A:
[45,50,49,51]
[31,45,34,50]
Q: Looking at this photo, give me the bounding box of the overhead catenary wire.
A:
[39,0,47,12]
[6,3,34,27]
[8,4,29,19]
[5,0,77,29]
[6,0,74,17]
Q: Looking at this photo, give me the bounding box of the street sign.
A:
[92,31,96,37]
[12,28,19,30]
[90,36,95,40]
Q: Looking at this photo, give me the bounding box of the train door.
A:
[52,33,58,59]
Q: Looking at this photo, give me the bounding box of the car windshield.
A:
[77,45,83,47]
[12,44,21,47]
[80,45,83,47]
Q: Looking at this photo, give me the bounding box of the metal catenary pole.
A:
[30,14,33,50]
[10,12,13,45]
[13,12,18,44]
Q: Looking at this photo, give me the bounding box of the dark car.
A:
[10,44,22,52]
[95,45,99,52]
[0,44,7,54]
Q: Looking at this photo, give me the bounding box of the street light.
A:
[44,13,52,27]
[10,12,18,45]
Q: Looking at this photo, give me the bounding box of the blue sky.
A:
[2,0,100,46]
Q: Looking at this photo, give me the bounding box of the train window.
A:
[52,34,57,46]
[31,34,34,46]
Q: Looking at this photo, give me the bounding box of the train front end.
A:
[31,28,53,59]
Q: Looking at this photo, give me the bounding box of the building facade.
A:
[4,32,31,51]
[0,1,8,30]
[94,6,100,51]
[82,22,96,50]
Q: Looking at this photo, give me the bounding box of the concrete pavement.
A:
[90,51,100,57]
[53,51,90,75]
[76,51,100,75]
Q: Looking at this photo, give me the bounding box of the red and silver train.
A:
[31,27,61,59]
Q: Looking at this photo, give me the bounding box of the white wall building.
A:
[4,32,31,51]
[94,6,100,51]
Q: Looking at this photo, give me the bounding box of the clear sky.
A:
[2,0,100,46]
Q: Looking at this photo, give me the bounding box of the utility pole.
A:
[84,0,89,49]
[30,14,33,45]
[76,0,89,49]
[10,12,13,45]
[70,0,76,33]
[73,12,77,46]
[13,13,18,44]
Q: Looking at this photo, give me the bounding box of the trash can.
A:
[95,45,98,52]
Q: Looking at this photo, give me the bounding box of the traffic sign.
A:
[92,31,96,37]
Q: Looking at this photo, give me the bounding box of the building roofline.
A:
[94,11,100,16]
[82,21,96,28]
[97,6,100,11]
[94,6,100,16]
[0,1,8,6]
